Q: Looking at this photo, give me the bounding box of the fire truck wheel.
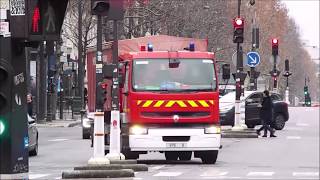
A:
[178,151,192,161]
[165,152,179,161]
[201,150,218,164]
[123,151,139,160]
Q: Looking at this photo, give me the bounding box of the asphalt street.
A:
[29,107,319,179]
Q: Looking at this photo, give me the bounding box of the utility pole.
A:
[249,0,260,91]
[78,0,84,109]
[232,0,247,130]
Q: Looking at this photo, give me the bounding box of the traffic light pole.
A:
[232,0,246,130]
[273,54,277,91]
[106,20,125,160]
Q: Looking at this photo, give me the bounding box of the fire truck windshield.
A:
[132,59,217,91]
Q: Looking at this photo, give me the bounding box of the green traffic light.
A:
[0,119,5,136]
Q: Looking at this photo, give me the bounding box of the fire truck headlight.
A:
[204,125,221,134]
[129,125,148,135]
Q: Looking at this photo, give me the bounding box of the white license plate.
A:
[166,143,187,148]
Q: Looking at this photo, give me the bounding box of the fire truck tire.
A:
[165,152,179,161]
[201,150,218,164]
[123,151,139,160]
[178,151,192,161]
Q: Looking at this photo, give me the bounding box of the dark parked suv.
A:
[220,91,289,130]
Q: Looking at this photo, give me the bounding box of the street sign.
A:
[246,51,260,67]
[9,0,25,16]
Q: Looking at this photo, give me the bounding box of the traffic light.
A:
[10,0,68,41]
[304,86,308,96]
[0,60,13,116]
[283,59,292,77]
[91,0,124,20]
[272,38,279,56]
[0,60,12,139]
[233,17,244,43]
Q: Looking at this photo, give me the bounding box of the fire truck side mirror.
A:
[119,74,124,88]
[222,64,231,80]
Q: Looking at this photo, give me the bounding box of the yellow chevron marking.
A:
[188,100,199,107]
[165,101,176,107]
[198,100,209,107]
[209,100,214,105]
[137,100,142,105]
[154,100,165,107]
[142,100,153,107]
[176,100,187,107]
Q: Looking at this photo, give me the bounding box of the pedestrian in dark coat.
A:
[257,90,276,137]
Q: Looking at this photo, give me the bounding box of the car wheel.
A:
[165,152,178,161]
[29,137,38,156]
[82,128,90,139]
[201,150,218,164]
[273,114,286,130]
[178,151,192,161]
[246,124,255,129]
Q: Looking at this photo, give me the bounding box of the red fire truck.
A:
[86,35,221,164]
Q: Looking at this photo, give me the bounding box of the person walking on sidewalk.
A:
[257,90,276,137]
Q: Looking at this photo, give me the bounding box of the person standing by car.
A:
[27,93,33,116]
[257,90,276,137]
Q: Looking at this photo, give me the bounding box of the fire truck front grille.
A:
[162,136,190,142]
[141,112,210,117]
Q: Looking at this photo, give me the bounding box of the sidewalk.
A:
[35,113,82,128]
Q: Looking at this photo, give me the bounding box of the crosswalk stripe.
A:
[293,172,319,176]
[286,136,302,140]
[296,123,309,127]
[29,174,50,179]
[200,171,229,177]
[153,172,182,177]
[247,172,274,176]
[48,138,68,142]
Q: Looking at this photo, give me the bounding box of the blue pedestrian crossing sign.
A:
[246,51,260,67]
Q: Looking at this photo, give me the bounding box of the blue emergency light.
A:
[147,43,153,52]
[189,43,195,51]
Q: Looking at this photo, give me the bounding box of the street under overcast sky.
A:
[282,0,320,47]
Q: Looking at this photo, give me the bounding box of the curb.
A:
[110,160,137,164]
[222,129,258,138]
[74,164,148,172]
[62,169,134,179]
[35,120,81,128]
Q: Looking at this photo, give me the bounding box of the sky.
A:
[282,0,320,47]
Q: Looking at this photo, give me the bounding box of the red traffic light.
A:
[233,17,244,27]
[272,38,278,45]
[32,6,40,33]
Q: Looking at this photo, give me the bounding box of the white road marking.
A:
[286,136,302,140]
[48,138,68,142]
[202,177,241,179]
[29,174,50,179]
[153,172,182,177]
[293,172,319,177]
[296,123,309,127]
[133,178,143,180]
[247,172,274,176]
[285,127,304,131]
[149,165,165,172]
[200,170,229,176]
[55,177,62,179]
